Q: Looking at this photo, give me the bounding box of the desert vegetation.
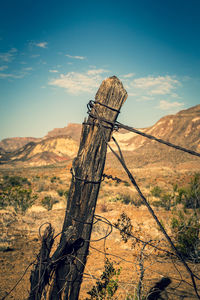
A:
[0,165,199,299]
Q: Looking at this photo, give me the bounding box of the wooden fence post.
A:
[29,76,127,300]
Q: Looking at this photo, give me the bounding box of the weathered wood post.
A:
[31,76,127,300]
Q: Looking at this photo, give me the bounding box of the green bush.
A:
[57,189,64,197]
[109,194,142,206]
[152,193,174,211]
[176,173,200,209]
[50,176,60,183]
[41,196,59,210]
[171,209,200,261]
[86,258,121,300]
[150,186,162,198]
[2,175,31,188]
[0,175,36,213]
[120,194,133,205]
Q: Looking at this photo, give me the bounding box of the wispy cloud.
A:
[49,69,108,94]
[0,65,32,80]
[0,65,8,71]
[30,54,40,58]
[158,100,184,110]
[123,73,135,78]
[0,73,24,79]
[49,69,59,73]
[87,69,108,75]
[23,67,33,71]
[35,42,48,48]
[131,75,180,96]
[0,48,17,62]
[65,54,86,60]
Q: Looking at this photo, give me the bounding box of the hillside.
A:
[0,137,41,152]
[0,135,78,167]
[106,104,200,170]
[46,123,81,142]
[0,105,200,168]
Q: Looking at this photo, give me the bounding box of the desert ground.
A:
[0,159,200,299]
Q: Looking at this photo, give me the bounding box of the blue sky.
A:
[0,0,199,140]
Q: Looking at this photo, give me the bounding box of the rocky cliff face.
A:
[45,123,81,142]
[0,137,41,152]
[0,105,199,168]
[108,104,200,169]
[0,136,78,167]
[111,104,200,152]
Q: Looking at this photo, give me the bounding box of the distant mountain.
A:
[0,105,199,168]
[0,123,82,153]
[111,104,200,152]
[45,123,82,142]
[108,104,200,169]
[0,136,78,167]
[0,137,41,152]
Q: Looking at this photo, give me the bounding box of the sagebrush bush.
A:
[0,175,36,213]
[57,189,64,197]
[41,196,59,210]
[176,173,200,209]
[109,194,142,206]
[150,186,162,198]
[171,209,200,261]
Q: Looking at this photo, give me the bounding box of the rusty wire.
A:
[89,102,200,299]
[87,100,200,158]
[2,100,200,299]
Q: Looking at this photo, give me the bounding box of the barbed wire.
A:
[87,100,200,158]
[115,121,200,158]
[89,102,200,299]
[2,99,200,299]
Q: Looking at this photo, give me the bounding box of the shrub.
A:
[2,175,31,188]
[176,173,200,209]
[150,186,162,198]
[86,258,121,300]
[171,209,200,261]
[114,212,133,243]
[57,189,64,197]
[50,176,60,183]
[41,196,59,210]
[109,194,142,207]
[153,193,174,211]
[120,194,133,205]
[0,175,36,213]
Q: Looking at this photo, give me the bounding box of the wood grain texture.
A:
[47,76,127,300]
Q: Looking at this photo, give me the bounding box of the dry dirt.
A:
[0,163,200,299]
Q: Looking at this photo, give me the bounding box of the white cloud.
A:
[65,54,86,60]
[0,48,17,62]
[123,73,135,78]
[158,100,184,110]
[23,67,33,71]
[131,75,180,96]
[35,42,48,48]
[0,65,8,71]
[30,54,40,58]
[49,69,59,73]
[0,73,24,79]
[87,69,108,75]
[49,69,108,94]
